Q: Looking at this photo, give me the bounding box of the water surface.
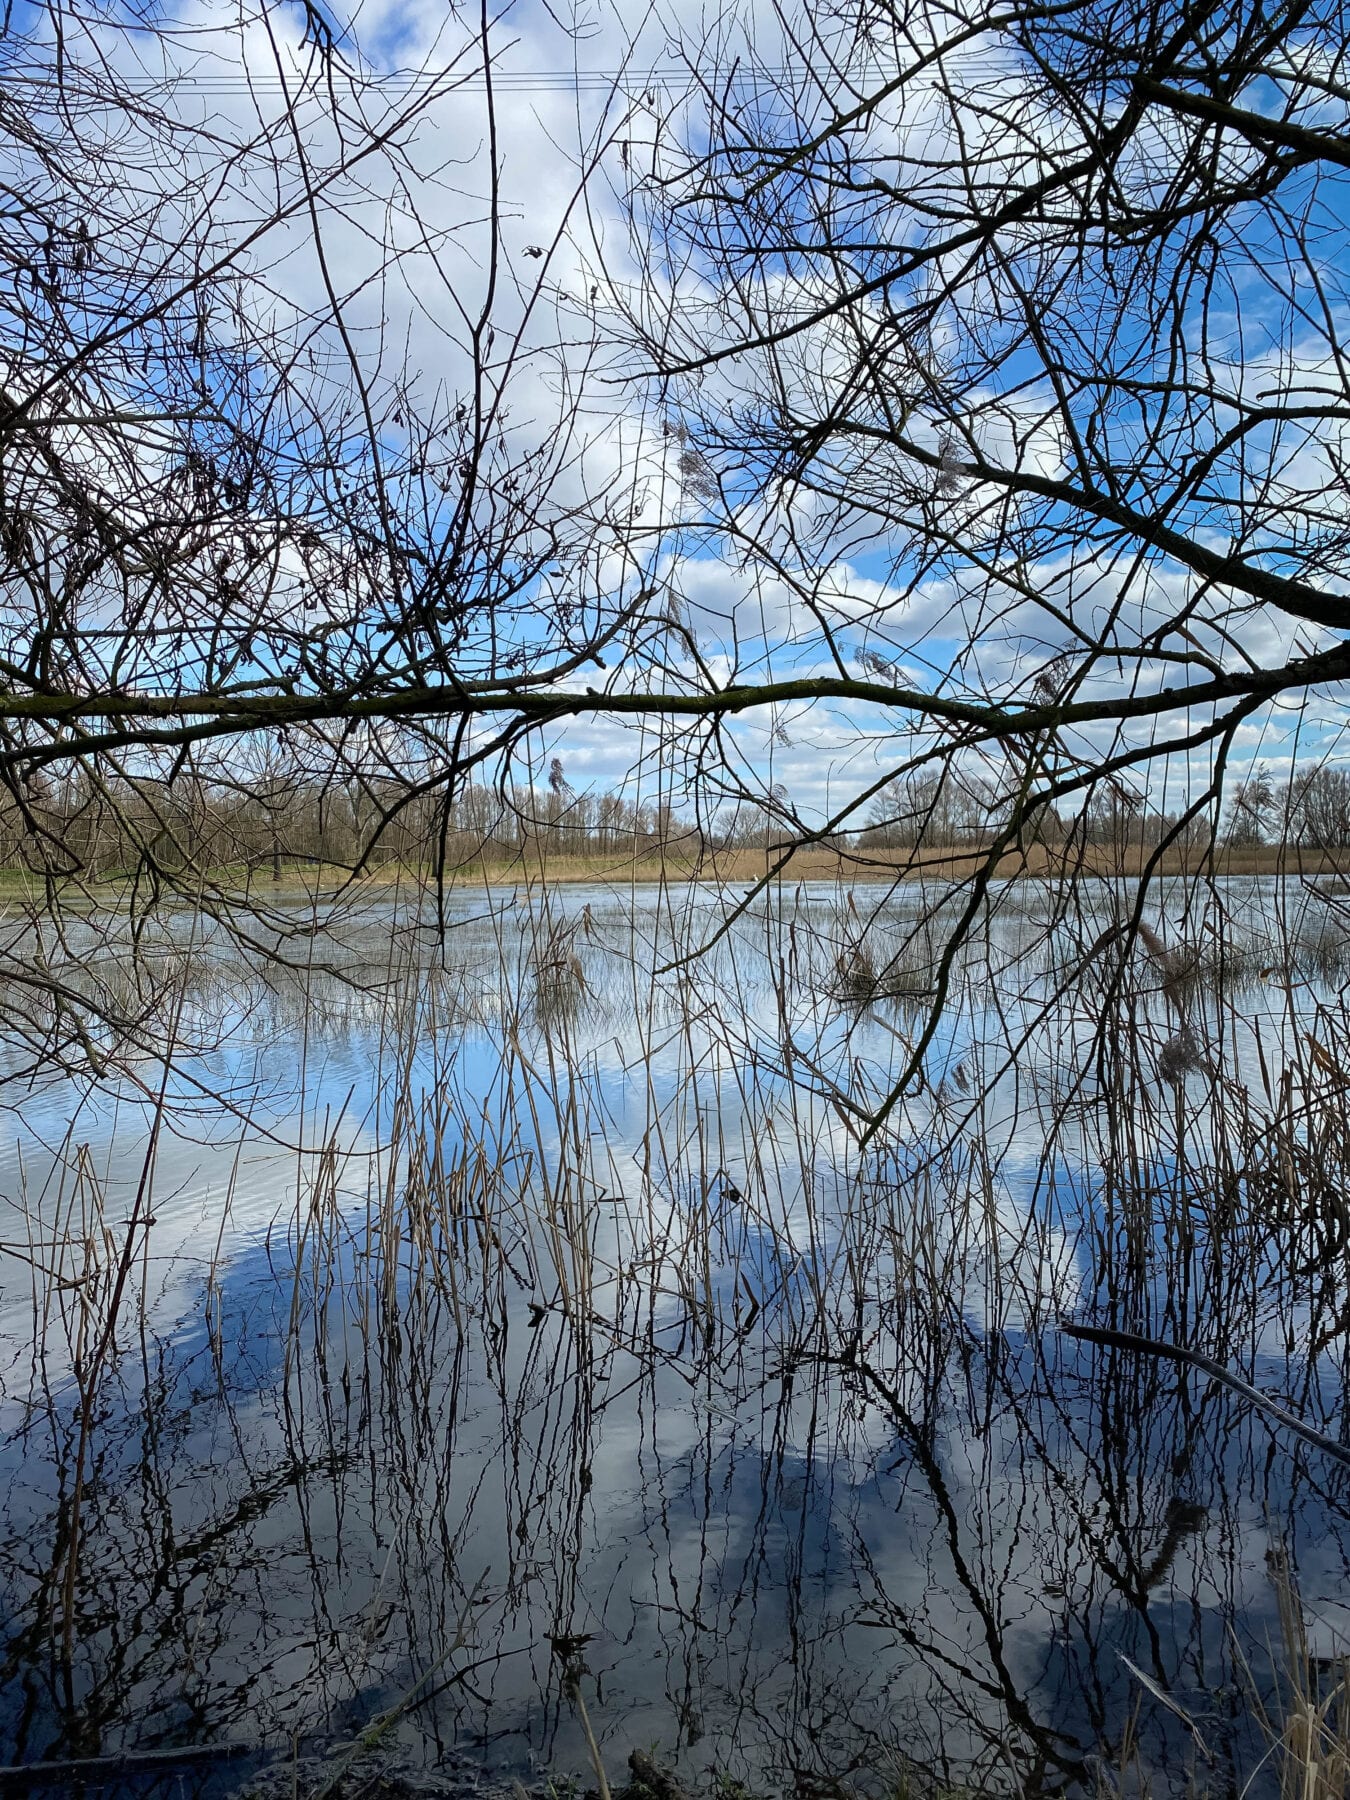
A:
[1,875,1348,1796]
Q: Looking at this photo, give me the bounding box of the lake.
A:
[1,874,1349,1798]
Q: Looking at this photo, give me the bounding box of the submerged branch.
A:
[1059,1321,1350,1469]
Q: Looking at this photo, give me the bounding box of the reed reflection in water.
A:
[2,875,1350,1797]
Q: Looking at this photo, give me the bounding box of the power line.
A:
[0,56,1008,98]
[2,63,776,94]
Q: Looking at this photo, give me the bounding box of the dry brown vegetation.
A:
[382,840,1350,891]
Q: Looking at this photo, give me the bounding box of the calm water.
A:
[1,876,1349,1796]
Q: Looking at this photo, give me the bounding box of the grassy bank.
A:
[200,836,1350,896]
[0,838,1343,908]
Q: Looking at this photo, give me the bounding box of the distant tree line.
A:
[857,770,1213,853]
[1225,767,1350,850]
[0,755,1343,886]
[0,757,720,885]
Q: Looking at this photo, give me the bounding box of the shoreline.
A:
[0,841,1344,907]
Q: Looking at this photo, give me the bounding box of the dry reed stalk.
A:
[565,1673,613,1800]
[1280,1694,1350,1800]
[1251,1547,1350,1800]
[58,1024,178,1710]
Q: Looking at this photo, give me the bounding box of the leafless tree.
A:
[611,0,1350,822]
[0,0,672,1077]
[602,0,1350,1102]
[3,0,1350,1111]
[1287,764,1350,848]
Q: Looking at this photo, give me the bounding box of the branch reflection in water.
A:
[1,874,1349,1798]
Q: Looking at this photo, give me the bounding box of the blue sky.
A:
[3,0,1348,829]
